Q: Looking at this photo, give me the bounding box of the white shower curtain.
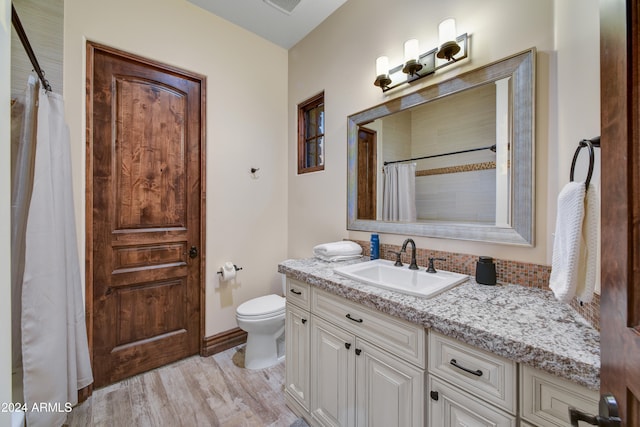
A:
[16,76,93,427]
[382,163,417,222]
[11,75,38,375]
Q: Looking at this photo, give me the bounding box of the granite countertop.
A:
[278,257,600,390]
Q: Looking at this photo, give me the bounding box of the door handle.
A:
[189,246,198,259]
[568,394,621,426]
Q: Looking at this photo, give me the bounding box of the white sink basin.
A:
[334,259,468,298]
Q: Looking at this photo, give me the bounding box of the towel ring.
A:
[570,136,600,190]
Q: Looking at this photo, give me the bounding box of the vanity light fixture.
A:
[402,39,423,76]
[374,56,392,90]
[437,18,461,61]
[373,19,467,93]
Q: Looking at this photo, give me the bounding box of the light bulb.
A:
[439,18,457,44]
[404,39,420,63]
[376,56,389,77]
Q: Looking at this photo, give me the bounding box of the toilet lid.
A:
[237,294,285,317]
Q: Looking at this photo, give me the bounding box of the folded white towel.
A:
[315,254,363,262]
[575,184,599,303]
[313,241,362,258]
[550,182,587,302]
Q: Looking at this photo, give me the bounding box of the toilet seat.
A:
[237,294,285,320]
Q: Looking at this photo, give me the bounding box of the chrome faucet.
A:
[400,238,419,270]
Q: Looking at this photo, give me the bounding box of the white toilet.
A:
[236,293,286,369]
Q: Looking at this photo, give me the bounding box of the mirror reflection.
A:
[347,49,535,245]
[358,80,512,226]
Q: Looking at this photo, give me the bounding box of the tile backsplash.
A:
[352,239,600,331]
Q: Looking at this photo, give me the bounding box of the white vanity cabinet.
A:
[291,285,427,427]
[285,279,312,414]
[428,331,517,427]
[282,274,600,427]
[520,365,599,427]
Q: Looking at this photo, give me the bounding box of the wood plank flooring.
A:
[65,345,299,427]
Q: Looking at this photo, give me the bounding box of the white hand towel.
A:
[313,241,362,257]
[550,182,586,302]
[575,184,599,303]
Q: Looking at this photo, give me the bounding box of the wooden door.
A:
[599,0,640,425]
[357,127,376,220]
[86,43,205,387]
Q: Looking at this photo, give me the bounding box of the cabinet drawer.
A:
[520,365,598,427]
[429,331,517,414]
[428,376,516,427]
[312,288,426,368]
[287,278,311,310]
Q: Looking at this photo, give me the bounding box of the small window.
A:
[298,92,325,174]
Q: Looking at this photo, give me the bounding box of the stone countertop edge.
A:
[278,257,600,391]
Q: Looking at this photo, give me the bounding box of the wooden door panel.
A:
[115,279,186,346]
[600,0,640,424]
[88,43,204,387]
[114,77,187,229]
[113,242,187,272]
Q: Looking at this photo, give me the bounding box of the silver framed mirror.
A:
[347,48,535,245]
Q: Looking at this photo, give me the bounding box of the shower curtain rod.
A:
[11,3,52,92]
[383,144,496,166]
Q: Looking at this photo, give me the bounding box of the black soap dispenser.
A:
[475,256,496,285]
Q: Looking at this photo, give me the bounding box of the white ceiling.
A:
[187,0,348,49]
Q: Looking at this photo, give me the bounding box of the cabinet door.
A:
[355,339,425,427]
[428,376,516,427]
[311,315,356,427]
[285,303,311,411]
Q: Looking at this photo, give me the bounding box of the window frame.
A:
[297,91,325,174]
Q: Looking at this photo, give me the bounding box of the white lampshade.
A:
[404,39,420,63]
[438,18,457,44]
[376,56,389,77]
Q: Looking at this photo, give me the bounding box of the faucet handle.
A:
[427,257,447,273]
[390,251,403,267]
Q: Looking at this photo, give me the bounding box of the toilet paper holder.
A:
[217,263,243,276]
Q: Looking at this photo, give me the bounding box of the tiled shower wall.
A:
[353,239,600,331]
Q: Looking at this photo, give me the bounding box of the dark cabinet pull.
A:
[301,318,307,324]
[355,348,362,356]
[346,314,363,323]
[290,289,302,295]
[450,359,483,377]
[430,391,439,401]
[345,343,351,350]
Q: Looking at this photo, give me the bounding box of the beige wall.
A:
[288,0,600,266]
[64,0,289,336]
[2,0,13,424]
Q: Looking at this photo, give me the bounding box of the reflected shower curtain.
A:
[382,163,417,222]
[14,76,93,427]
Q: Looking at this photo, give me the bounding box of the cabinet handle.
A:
[346,314,363,323]
[430,391,439,401]
[345,343,351,350]
[450,359,483,377]
[355,348,362,356]
[290,289,302,295]
[301,318,307,324]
